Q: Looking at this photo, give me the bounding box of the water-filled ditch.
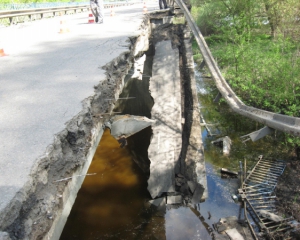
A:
[59,20,289,239]
[60,62,284,239]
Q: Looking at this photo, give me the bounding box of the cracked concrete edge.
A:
[0,232,11,240]
[183,38,208,200]
[0,15,151,240]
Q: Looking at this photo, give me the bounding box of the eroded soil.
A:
[275,159,300,239]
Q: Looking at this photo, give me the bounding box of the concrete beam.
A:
[108,114,155,140]
[147,40,182,199]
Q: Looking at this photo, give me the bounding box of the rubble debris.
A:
[107,114,155,141]
[221,168,238,177]
[167,195,183,205]
[225,228,244,240]
[117,136,127,148]
[211,136,232,155]
[174,174,205,204]
[289,220,300,229]
[0,232,11,240]
[213,216,252,239]
[149,197,166,213]
[240,126,274,143]
[191,184,205,204]
[213,216,239,233]
[231,194,239,203]
[239,156,300,238]
[131,54,146,80]
[187,181,196,193]
[258,210,284,222]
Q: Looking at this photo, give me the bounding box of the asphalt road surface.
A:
[0,1,159,221]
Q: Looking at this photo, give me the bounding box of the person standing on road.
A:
[90,0,104,23]
[159,0,168,9]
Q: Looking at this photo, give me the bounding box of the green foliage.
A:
[209,34,300,117]
[0,0,82,3]
[191,0,300,149]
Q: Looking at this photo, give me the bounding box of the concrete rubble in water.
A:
[107,114,155,141]
[147,16,207,207]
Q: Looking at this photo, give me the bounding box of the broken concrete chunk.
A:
[191,184,205,204]
[214,216,238,233]
[109,115,155,140]
[175,178,182,186]
[221,168,238,176]
[214,223,227,233]
[187,181,197,193]
[167,195,182,205]
[176,173,185,178]
[211,136,232,155]
[149,197,166,212]
[225,228,244,240]
[289,220,300,229]
[258,210,284,222]
[223,136,232,155]
[180,182,189,195]
[132,54,146,80]
[149,197,166,207]
[0,232,11,240]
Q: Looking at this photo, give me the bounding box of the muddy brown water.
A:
[60,65,288,239]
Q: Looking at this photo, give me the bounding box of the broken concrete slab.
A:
[167,195,183,205]
[147,40,182,199]
[258,210,284,222]
[212,136,232,155]
[149,197,166,207]
[241,126,274,142]
[149,197,166,213]
[108,114,155,140]
[214,216,238,233]
[221,168,238,176]
[131,54,146,80]
[187,181,197,193]
[225,228,244,240]
[182,39,207,201]
[191,184,205,204]
[0,232,11,240]
[213,216,253,239]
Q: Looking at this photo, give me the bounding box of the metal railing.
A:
[239,156,293,238]
[0,1,136,24]
[175,0,300,137]
[0,2,89,10]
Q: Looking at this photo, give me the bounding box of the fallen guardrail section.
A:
[238,155,299,239]
[0,2,135,24]
[175,0,300,138]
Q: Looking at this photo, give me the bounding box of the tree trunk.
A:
[263,0,282,38]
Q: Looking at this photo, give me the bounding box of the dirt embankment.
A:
[0,17,151,240]
[275,159,300,239]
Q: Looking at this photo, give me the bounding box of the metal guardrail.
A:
[238,156,294,238]
[0,2,136,24]
[0,2,89,10]
[175,0,300,137]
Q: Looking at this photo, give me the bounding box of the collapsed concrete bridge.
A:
[0,3,207,240]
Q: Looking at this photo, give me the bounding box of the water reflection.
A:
[60,129,150,240]
[165,207,211,240]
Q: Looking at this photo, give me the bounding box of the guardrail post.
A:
[199,60,205,70]
[213,92,222,103]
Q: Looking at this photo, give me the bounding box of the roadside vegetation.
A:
[0,0,79,3]
[191,0,300,151]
